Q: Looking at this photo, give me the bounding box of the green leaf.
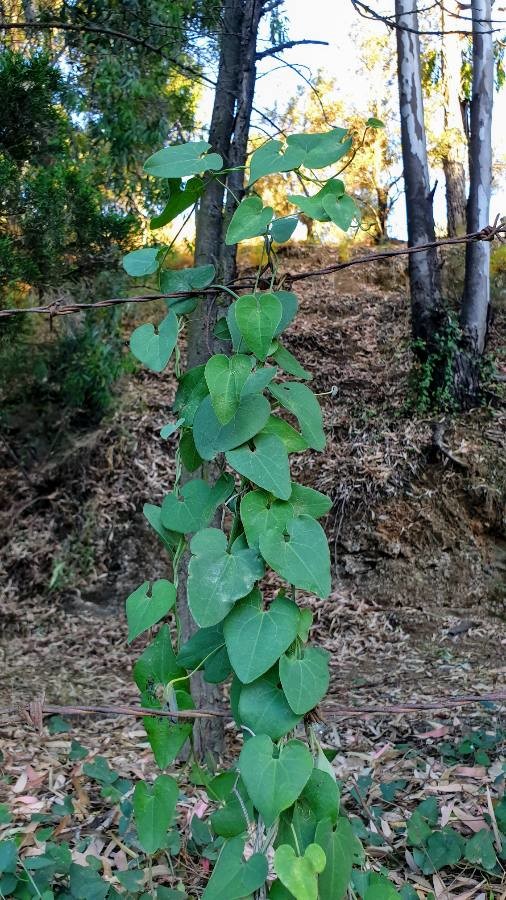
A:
[205,354,254,424]
[273,345,312,380]
[144,141,223,178]
[226,434,291,500]
[173,365,209,425]
[47,714,71,734]
[224,589,300,683]
[363,873,402,900]
[274,843,326,900]
[238,673,301,739]
[143,504,180,554]
[130,309,178,373]
[379,780,407,802]
[260,415,308,453]
[464,828,497,871]
[287,128,351,168]
[259,515,331,598]
[315,817,359,900]
[143,694,193,768]
[321,193,359,232]
[133,625,186,695]
[69,863,109,900]
[160,264,215,293]
[240,483,330,549]
[83,756,118,785]
[126,580,176,643]
[179,431,203,471]
[273,291,298,336]
[366,117,385,129]
[225,196,274,245]
[202,836,268,900]
[123,246,162,277]
[188,528,264,627]
[234,293,282,361]
[69,741,88,761]
[177,624,228,680]
[161,474,234,534]
[241,366,277,397]
[249,140,305,184]
[287,483,332,518]
[150,177,204,229]
[160,418,184,439]
[298,608,313,641]
[239,735,313,827]
[288,179,345,222]
[133,775,178,854]
[209,773,253,838]
[421,827,464,873]
[269,381,325,451]
[0,841,17,875]
[193,393,271,461]
[300,769,340,826]
[279,646,330,714]
[271,216,299,243]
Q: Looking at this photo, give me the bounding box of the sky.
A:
[198,0,506,240]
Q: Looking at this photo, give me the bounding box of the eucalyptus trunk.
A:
[441,0,467,237]
[395,0,443,352]
[178,0,264,757]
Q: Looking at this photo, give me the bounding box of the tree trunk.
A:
[375,186,389,242]
[441,0,467,236]
[178,0,264,758]
[395,0,443,350]
[456,0,494,405]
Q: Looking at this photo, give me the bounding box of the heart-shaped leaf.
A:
[161,474,234,534]
[225,196,274,245]
[271,216,299,243]
[173,365,209,425]
[126,580,176,643]
[209,773,253,838]
[130,309,178,372]
[241,366,277,397]
[133,625,186,696]
[123,246,162,277]
[260,415,308,453]
[205,354,254,424]
[273,345,312,380]
[193,393,271,461]
[144,141,223,178]
[238,673,301,739]
[234,292,282,360]
[315,817,360,900]
[226,434,291,500]
[259,515,331,598]
[202,836,268,899]
[269,381,325,451]
[160,264,215,293]
[273,291,298,336]
[249,140,305,184]
[160,418,185,439]
[143,503,180,554]
[133,775,178,853]
[288,179,345,222]
[274,843,326,900]
[321,193,359,232]
[363,873,402,900]
[177,624,230,684]
[223,589,299,683]
[150,177,204,229]
[143,688,193,768]
[241,484,331,548]
[300,769,340,826]
[279,646,330,714]
[239,735,313,827]
[287,128,351,168]
[188,528,264,627]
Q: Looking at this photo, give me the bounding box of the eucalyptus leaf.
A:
[223,589,300,683]
[259,515,331,598]
[225,196,274,245]
[130,309,178,372]
[225,434,291,500]
[239,735,313,827]
[126,579,176,643]
[269,381,325,451]
[144,141,223,178]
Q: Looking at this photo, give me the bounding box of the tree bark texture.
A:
[177,0,264,758]
[461,0,493,356]
[441,0,467,237]
[395,0,443,349]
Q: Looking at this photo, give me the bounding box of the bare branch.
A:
[255,38,328,60]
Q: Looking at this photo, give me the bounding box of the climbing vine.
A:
[123,125,393,900]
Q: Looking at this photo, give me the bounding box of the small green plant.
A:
[408,316,461,413]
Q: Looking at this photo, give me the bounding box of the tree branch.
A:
[255,38,328,60]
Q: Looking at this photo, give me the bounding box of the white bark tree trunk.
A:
[441,0,467,236]
[461,0,494,355]
[395,0,443,349]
